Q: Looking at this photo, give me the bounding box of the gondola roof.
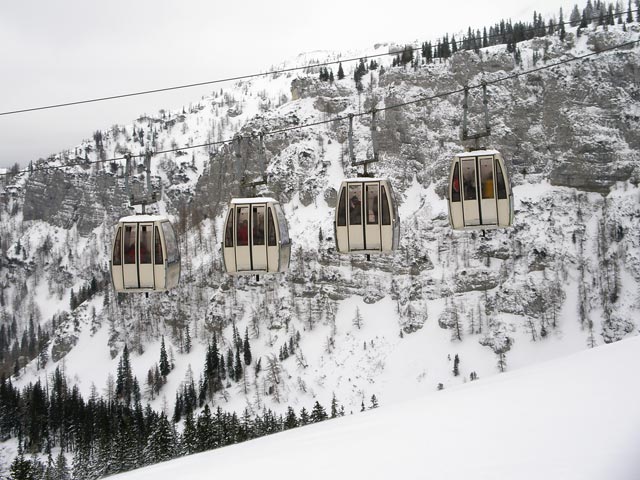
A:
[117,214,170,223]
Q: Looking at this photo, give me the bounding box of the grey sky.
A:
[0,0,571,168]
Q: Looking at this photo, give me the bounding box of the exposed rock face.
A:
[22,171,128,235]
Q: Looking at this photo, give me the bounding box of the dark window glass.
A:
[237,207,249,246]
[366,185,379,225]
[113,227,122,266]
[451,163,461,202]
[348,184,362,225]
[124,225,136,264]
[154,226,163,265]
[225,209,234,247]
[337,187,346,226]
[161,222,179,264]
[253,206,265,246]
[480,158,494,199]
[381,186,391,226]
[268,208,277,246]
[462,159,477,201]
[139,225,152,264]
[496,160,507,199]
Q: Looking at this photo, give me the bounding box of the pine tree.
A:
[55,448,70,480]
[453,354,460,376]
[184,323,192,354]
[352,307,363,329]
[570,4,581,26]
[337,62,345,80]
[159,337,170,377]
[284,407,298,429]
[310,401,328,422]
[234,346,243,381]
[10,443,32,480]
[181,411,198,455]
[299,407,310,425]
[243,328,252,366]
[330,393,339,418]
[370,394,379,409]
[144,413,175,465]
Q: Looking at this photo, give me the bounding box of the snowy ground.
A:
[108,336,640,480]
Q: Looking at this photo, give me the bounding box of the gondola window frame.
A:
[451,162,461,203]
[113,226,122,266]
[124,225,136,264]
[381,185,391,226]
[348,184,362,226]
[225,209,234,247]
[139,225,153,264]
[161,221,180,265]
[366,184,379,225]
[337,187,347,227]
[267,207,277,247]
[154,226,163,265]
[496,160,507,200]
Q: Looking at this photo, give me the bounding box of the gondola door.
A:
[236,205,251,271]
[252,205,267,271]
[461,158,480,226]
[347,183,364,250]
[364,183,381,250]
[123,224,138,288]
[138,223,154,289]
[478,156,497,225]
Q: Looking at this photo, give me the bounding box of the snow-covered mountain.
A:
[1,12,640,478]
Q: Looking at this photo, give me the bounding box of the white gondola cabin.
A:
[111,215,181,292]
[448,150,513,230]
[222,198,291,275]
[334,178,400,254]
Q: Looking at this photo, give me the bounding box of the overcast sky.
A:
[0,0,572,168]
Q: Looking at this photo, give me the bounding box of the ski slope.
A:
[109,336,640,480]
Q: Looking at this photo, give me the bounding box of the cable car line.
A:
[1,38,638,179]
[1,8,637,118]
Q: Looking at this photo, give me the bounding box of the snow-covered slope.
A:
[109,336,640,480]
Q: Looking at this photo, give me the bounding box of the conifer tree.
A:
[330,393,339,418]
[284,407,298,429]
[310,401,328,422]
[337,62,345,80]
[243,328,252,365]
[234,346,243,381]
[370,394,379,409]
[453,354,460,376]
[181,411,198,455]
[159,337,170,377]
[299,407,310,425]
[144,413,175,465]
[10,442,32,480]
[184,323,192,354]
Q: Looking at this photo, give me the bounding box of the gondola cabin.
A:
[334,178,400,254]
[448,150,513,230]
[111,215,181,292]
[223,198,291,275]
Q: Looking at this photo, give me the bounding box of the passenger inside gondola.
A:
[350,192,361,224]
[125,228,136,263]
[463,168,476,200]
[368,193,378,224]
[238,220,249,245]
